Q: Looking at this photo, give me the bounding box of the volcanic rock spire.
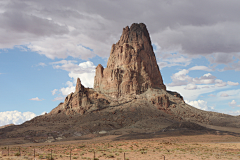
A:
[94,23,166,98]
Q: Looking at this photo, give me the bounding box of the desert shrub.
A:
[77,145,85,149]
[93,158,99,160]
[39,154,43,159]
[73,156,78,159]
[45,155,54,160]
[141,151,147,154]
[106,154,114,158]
[15,152,21,156]
[80,152,85,155]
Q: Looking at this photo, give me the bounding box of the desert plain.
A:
[1,132,240,160]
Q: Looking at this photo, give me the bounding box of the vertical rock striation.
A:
[94,23,166,98]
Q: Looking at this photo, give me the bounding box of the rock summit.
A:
[94,23,166,98]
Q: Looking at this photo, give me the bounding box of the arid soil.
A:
[1,134,240,160]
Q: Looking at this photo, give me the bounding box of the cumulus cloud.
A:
[0,110,36,126]
[192,73,216,84]
[38,62,46,67]
[51,60,96,99]
[185,100,214,111]
[169,68,233,89]
[51,60,96,75]
[29,97,44,101]
[60,81,75,96]
[229,100,236,105]
[215,79,227,87]
[227,81,239,86]
[51,89,58,95]
[52,60,96,88]
[169,70,219,87]
[168,69,191,86]
[220,93,229,97]
[228,100,240,108]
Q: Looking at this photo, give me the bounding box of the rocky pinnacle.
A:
[94,23,166,98]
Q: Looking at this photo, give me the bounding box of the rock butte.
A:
[50,23,172,116]
[94,23,166,98]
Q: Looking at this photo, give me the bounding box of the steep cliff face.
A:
[94,23,166,98]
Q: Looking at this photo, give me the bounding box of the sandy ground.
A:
[1,134,240,160]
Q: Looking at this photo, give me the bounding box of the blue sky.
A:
[0,0,240,126]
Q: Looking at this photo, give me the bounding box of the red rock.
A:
[94,23,166,98]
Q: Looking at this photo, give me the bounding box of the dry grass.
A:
[1,134,240,160]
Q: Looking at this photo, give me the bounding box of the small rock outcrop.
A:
[94,23,166,98]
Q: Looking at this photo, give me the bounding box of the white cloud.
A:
[53,97,65,101]
[189,66,212,71]
[168,69,191,86]
[185,100,214,111]
[169,70,219,87]
[51,89,58,95]
[51,60,96,75]
[51,60,96,98]
[215,79,227,87]
[38,62,46,67]
[217,89,240,101]
[167,84,223,101]
[227,110,240,116]
[156,50,192,69]
[29,97,44,101]
[52,60,96,88]
[208,94,216,97]
[220,93,229,97]
[60,81,75,96]
[228,100,240,108]
[0,111,36,126]
[192,73,216,84]
[68,72,95,88]
[29,39,95,60]
[229,100,236,105]
[227,81,239,86]
[184,83,197,90]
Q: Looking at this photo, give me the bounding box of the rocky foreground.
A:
[0,23,240,145]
